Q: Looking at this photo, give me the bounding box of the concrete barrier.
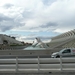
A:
[0,55,75,73]
[0,72,75,75]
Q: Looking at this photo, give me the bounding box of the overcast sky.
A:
[0,0,75,43]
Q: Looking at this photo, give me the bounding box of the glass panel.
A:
[62,49,71,53]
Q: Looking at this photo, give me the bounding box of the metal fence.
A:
[0,55,75,73]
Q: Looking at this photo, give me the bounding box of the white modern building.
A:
[0,34,23,45]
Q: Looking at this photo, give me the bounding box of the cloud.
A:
[0,12,24,31]
[0,14,12,21]
[42,0,56,6]
[0,0,75,42]
[0,3,25,32]
[3,3,14,9]
[15,34,52,43]
[21,0,75,33]
[40,22,58,28]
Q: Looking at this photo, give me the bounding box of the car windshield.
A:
[59,48,71,53]
[59,49,66,53]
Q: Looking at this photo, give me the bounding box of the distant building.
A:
[0,34,23,45]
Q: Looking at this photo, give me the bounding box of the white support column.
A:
[38,56,40,72]
[16,56,18,72]
[60,55,63,71]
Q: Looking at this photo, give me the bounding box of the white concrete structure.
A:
[48,29,75,48]
[0,55,75,73]
[0,34,22,45]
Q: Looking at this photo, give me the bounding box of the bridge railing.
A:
[0,55,75,73]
